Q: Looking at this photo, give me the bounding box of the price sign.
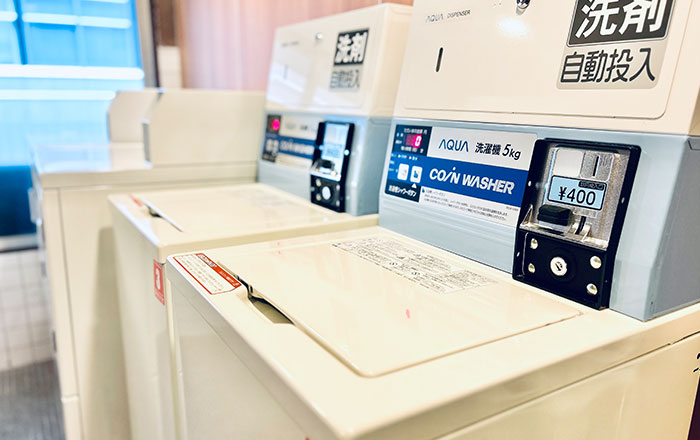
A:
[547,176,607,210]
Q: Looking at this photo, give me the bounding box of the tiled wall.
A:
[0,249,53,371]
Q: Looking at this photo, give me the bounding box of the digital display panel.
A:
[394,125,431,156]
[547,176,607,210]
[405,133,423,148]
[266,114,282,133]
[319,123,350,176]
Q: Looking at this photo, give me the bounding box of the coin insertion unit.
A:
[514,140,640,309]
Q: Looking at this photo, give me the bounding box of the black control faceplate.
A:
[512,139,640,310]
[309,122,354,212]
[519,231,611,309]
[311,176,345,212]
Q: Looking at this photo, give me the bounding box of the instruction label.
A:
[333,237,493,293]
[384,125,536,227]
[173,253,241,295]
[330,29,369,91]
[559,0,675,89]
[261,114,319,168]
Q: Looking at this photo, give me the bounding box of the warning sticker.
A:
[558,0,675,89]
[330,29,369,91]
[173,253,241,295]
[333,238,493,293]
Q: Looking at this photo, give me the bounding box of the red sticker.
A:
[153,260,165,305]
[173,253,242,295]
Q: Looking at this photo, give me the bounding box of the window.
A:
[0,0,145,166]
[0,0,146,237]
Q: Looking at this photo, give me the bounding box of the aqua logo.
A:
[438,138,469,152]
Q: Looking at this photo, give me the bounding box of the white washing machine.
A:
[106,88,160,145]
[109,5,412,440]
[166,0,700,438]
[32,89,265,440]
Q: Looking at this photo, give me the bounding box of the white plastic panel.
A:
[145,90,265,166]
[398,0,694,121]
[442,333,700,440]
[222,232,580,377]
[107,88,159,143]
[266,5,411,116]
[139,185,341,234]
[266,8,381,111]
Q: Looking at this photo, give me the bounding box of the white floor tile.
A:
[28,303,47,324]
[31,322,51,344]
[0,269,23,290]
[0,252,20,267]
[32,343,53,362]
[7,326,31,349]
[0,289,26,310]
[24,285,46,307]
[9,346,34,368]
[3,309,28,328]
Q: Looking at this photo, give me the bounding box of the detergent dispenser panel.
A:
[514,140,640,310]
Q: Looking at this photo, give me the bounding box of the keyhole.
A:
[435,47,444,72]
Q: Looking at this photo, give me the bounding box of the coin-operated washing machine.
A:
[166,0,700,439]
[109,5,411,440]
[32,89,264,440]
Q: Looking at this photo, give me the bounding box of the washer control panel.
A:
[310,122,354,212]
[513,139,640,309]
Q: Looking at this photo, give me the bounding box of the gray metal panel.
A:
[257,111,392,216]
[646,142,700,320]
[344,118,392,216]
[257,160,310,201]
[379,118,700,321]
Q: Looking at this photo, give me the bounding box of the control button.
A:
[315,193,322,202]
[550,256,568,277]
[315,178,322,187]
[590,256,602,269]
[530,238,538,250]
[537,204,572,226]
[321,186,332,200]
[527,263,536,274]
[587,283,598,296]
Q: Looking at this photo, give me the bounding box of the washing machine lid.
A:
[223,233,582,377]
[138,184,344,235]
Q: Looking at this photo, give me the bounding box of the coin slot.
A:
[593,155,600,176]
[436,47,444,72]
